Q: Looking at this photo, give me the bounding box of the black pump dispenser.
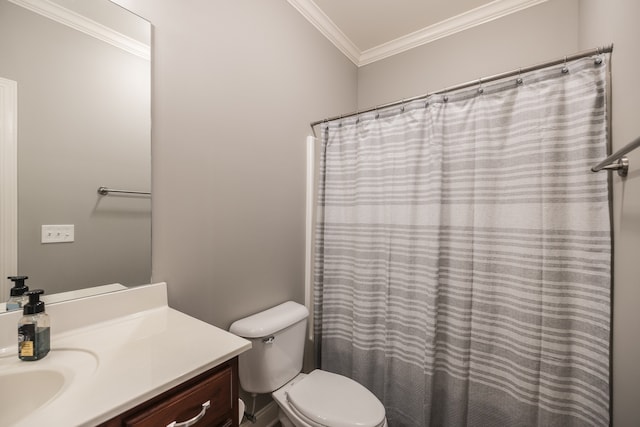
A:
[6,276,30,311]
[8,276,29,296]
[23,289,45,314]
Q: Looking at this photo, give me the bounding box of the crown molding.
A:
[359,0,549,66]
[286,0,360,64]
[8,0,150,60]
[288,0,549,67]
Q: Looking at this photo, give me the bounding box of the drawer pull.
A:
[166,400,211,427]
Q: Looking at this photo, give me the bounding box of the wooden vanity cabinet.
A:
[98,357,239,427]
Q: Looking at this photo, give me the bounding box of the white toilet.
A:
[229,301,387,427]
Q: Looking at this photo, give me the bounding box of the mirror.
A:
[0,0,151,305]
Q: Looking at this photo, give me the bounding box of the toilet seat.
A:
[285,370,386,427]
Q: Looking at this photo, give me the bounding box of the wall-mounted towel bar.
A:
[97,186,151,196]
[591,136,640,177]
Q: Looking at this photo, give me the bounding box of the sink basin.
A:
[0,370,65,425]
[0,349,98,425]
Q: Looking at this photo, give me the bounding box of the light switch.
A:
[41,225,75,243]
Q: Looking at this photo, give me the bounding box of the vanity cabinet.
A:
[98,358,239,427]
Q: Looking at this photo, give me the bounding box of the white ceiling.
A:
[312,0,494,51]
[287,0,550,66]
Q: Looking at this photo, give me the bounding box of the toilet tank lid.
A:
[229,301,309,338]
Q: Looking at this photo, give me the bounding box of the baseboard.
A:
[240,401,279,427]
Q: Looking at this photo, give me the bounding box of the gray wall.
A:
[579,1,640,425]
[112,0,357,329]
[0,0,151,294]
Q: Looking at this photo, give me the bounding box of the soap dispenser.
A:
[6,276,29,311]
[18,289,50,361]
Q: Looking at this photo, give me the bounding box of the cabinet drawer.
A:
[124,365,232,427]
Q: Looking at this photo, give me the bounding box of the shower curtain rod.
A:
[309,44,613,136]
[591,135,640,177]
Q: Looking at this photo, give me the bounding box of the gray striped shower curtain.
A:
[314,54,611,427]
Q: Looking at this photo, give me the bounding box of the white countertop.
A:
[0,282,251,427]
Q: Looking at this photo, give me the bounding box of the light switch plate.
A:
[41,225,75,243]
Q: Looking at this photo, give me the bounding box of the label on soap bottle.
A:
[18,324,35,358]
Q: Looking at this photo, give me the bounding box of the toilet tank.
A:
[229,301,309,394]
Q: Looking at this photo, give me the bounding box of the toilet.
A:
[229,301,387,427]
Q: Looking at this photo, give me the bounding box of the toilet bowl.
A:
[229,301,388,427]
[238,398,245,423]
[272,371,387,427]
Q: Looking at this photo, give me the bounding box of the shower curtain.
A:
[314,54,611,427]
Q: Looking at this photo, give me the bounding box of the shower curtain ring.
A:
[562,56,569,74]
[516,68,523,86]
[594,48,603,65]
[477,78,484,94]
